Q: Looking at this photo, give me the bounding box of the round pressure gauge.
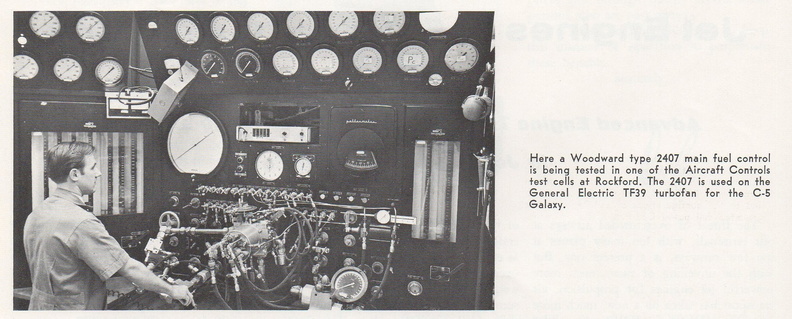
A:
[344,210,358,224]
[200,50,226,78]
[29,11,61,39]
[407,281,423,296]
[294,157,312,177]
[95,58,124,86]
[175,16,200,45]
[167,112,225,175]
[14,54,40,80]
[343,234,356,247]
[331,266,368,303]
[286,11,315,39]
[375,210,391,224]
[54,57,83,82]
[210,14,236,43]
[311,48,340,75]
[234,49,261,78]
[397,44,429,73]
[256,150,284,181]
[352,46,383,75]
[445,42,479,73]
[373,11,405,35]
[247,12,274,41]
[76,14,105,43]
[328,11,358,37]
[272,49,299,76]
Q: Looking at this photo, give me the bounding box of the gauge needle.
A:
[176,131,215,160]
[207,62,216,73]
[256,22,264,32]
[57,64,75,78]
[338,16,348,27]
[80,22,97,37]
[220,25,226,34]
[14,61,30,76]
[102,66,115,80]
[186,26,191,35]
[34,17,53,32]
[242,60,251,72]
[297,19,304,30]
[337,282,355,290]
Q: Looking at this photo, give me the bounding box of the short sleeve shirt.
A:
[23,188,130,310]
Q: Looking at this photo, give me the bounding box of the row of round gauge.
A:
[26,11,106,42]
[176,11,417,45]
[13,54,123,85]
[201,41,479,79]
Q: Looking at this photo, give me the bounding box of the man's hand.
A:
[168,284,194,306]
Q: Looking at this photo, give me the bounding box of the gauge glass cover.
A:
[211,15,236,43]
[247,13,274,41]
[352,46,383,75]
[95,59,124,86]
[29,11,61,39]
[328,11,358,37]
[234,49,261,78]
[286,11,315,39]
[201,50,226,78]
[373,11,405,35]
[256,150,284,181]
[272,50,299,76]
[76,15,105,43]
[14,55,40,80]
[311,48,340,75]
[54,57,83,82]
[331,267,368,303]
[167,112,225,175]
[175,17,200,44]
[445,42,479,73]
[397,45,429,73]
[294,157,312,176]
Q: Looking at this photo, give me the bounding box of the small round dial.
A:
[445,42,479,73]
[286,11,315,39]
[14,54,40,80]
[328,11,358,37]
[272,49,299,76]
[54,57,83,82]
[375,210,391,224]
[247,12,274,41]
[397,44,429,73]
[344,210,358,224]
[200,50,226,78]
[29,11,61,39]
[331,267,368,303]
[76,15,105,43]
[95,58,124,86]
[175,16,200,45]
[407,281,423,296]
[373,11,405,35]
[234,49,261,78]
[343,234,356,247]
[311,48,340,75]
[256,150,284,181]
[210,14,236,43]
[352,46,382,75]
[294,157,312,176]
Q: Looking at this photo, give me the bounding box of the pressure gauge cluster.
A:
[27,11,107,42]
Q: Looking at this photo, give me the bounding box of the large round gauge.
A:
[210,14,236,43]
[14,54,40,80]
[286,11,315,39]
[256,150,284,181]
[76,14,105,43]
[200,50,226,78]
[272,49,299,76]
[54,57,83,82]
[234,49,261,78]
[331,266,368,303]
[167,112,225,175]
[247,12,274,41]
[397,44,429,73]
[311,48,340,75]
[29,11,61,39]
[373,11,405,35]
[175,16,200,45]
[445,42,479,73]
[294,157,312,177]
[352,46,383,75]
[328,11,358,37]
[95,58,124,86]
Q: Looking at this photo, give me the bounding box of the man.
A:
[23,142,192,310]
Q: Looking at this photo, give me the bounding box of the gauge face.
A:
[76,15,105,43]
[311,48,340,75]
[256,150,284,181]
[373,11,405,35]
[352,46,383,75]
[344,211,358,224]
[14,55,39,80]
[328,11,358,37]
[428,73,443,86]
[397,45,429,73]
[286,11,315,38]
[247,13,274,41]
[168,112,225,175]
[234,49,261,78]
[375,210,391,224]
[29,11,61,39]
[331,267,368,303]
[95,59,124,86]
[294,157,312,176]
[210,14,236,43]
[343,234,356,247]
[445,42,479,73]
[407,281,423,296]
[201,50,226,78]
[272,50,299,76]
[175,17,200,44]
[54,57,83,82]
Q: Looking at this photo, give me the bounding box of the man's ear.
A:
[68,168,81,181]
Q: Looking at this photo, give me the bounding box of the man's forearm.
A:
[117,258,174,296]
